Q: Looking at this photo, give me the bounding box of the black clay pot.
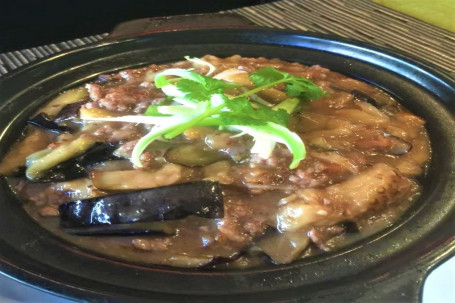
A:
[0,23,454,302]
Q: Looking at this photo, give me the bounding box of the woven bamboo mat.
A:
[0,0,453,76]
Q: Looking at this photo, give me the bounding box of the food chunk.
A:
[277,163,416,232]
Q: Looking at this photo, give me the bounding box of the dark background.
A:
[1,0,271,52]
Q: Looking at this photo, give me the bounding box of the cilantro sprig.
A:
[249,67,328,101]
[82,57,328,169]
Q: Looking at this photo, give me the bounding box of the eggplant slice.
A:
[28,113,73,133]
[28,100,87,134]
[351,89,379,107]
[59,181,224,229]
[27,142,119,182]
[53,100,87,123]
[62,222,175,236]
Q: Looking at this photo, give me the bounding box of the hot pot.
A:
[0,15,453,302]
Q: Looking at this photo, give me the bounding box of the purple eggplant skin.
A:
[27,100,87,133]
[31,143,119,182]
[351,89,379,107]
[53,100,87,123]
[27,113,72,133]
[59,181,224,228]
[61,222,175,236]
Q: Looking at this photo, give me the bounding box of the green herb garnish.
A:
[82,57,328,169]
[249,67,328,100]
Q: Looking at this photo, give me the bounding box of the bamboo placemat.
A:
[0,0,453,76]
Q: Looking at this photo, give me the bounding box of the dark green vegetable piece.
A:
[59,181,224,228]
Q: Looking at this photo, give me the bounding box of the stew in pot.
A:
[0,55,431,268]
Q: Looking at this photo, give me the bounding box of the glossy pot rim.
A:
[0,28,454,302]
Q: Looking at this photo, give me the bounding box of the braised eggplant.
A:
[0,128,51,176]
[53,100,87,123]
[62,222,175,236]
[351,89,379,107]
[59,181,224,228]
[90,164,184,191]
[27,142,119,182]
[28,113,72,133]
[165,144,227,167]
[28,99,87,133]
[37,87,88,116]
[384,133,413,155]
[26,137,96,180]
[256,230,310,264]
